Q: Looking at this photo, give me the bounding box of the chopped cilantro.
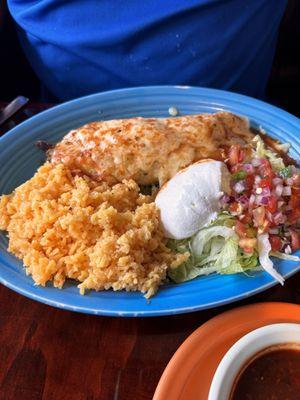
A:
[279,166,292,179]
[232,170,247,181]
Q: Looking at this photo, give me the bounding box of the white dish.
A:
[208,323,300,400]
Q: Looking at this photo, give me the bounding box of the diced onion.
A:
[282,186,292,196]
[220,194,230,204]
[284,245,292,254]
[254,175,262,185]
[252,158,261,167]
[273,177,283,186]
[255,194,263,205]
[275,184,283,197]
[234,182,245,194]
[273,211,286,225]
[261,196,269,205]
[290,166,297,175]
[242,164,254,173]
[238,194,249,205]
[266,210,273,221]
[249,194,256,207]
[286,178,293,186]
[261,187,270,196]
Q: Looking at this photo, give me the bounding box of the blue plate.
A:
[0,86,299,316]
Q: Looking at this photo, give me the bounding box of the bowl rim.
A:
[208,322,300,400]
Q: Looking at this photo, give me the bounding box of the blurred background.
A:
[0,0,299,116]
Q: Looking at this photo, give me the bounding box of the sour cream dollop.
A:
[155,159,231,239]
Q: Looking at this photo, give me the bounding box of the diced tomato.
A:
[291,187,300,196]
[292,173,300,187]
[290,230,300,251]
[287,194,300,223]
[240,212,252,224]
[245,174,255,190]
[229,202,238,212]
[253,206,265,227]
[266,196,277,213]
[235,220,248,238]
[269,235,282,251]
[259,177,272,189]
[287,208,300,224]
[290,194,300,210]
[268,218,278,228]
[229,202,241,214]
[239,238,257,253]
[260,159,275,179]
[228,145,244,167]
[261,159,271,167]
[243,247,255,254]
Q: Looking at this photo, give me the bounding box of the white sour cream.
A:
[155,159,231,239]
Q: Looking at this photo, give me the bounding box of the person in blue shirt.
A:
[7,0,287,102]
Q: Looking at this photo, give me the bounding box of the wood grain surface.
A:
[0,103,299,400]
[1,276,300,400]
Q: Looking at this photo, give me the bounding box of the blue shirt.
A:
[8,0,287,101]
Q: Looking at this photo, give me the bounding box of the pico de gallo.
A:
[167,135,300,285]
[224,141,300,255]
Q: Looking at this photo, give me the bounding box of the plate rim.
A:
[0,267,299,317]
[1,85,300,146]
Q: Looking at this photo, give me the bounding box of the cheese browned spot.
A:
[50,112,254,186]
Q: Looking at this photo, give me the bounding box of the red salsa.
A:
[230,346,300,400]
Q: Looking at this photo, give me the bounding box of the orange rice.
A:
[0,163,187,297]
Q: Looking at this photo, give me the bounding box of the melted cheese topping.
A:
[50,112,253,185]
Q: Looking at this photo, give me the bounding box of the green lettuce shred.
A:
[253,135,285,171]
[167,214,259,283]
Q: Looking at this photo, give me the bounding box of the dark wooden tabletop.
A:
[0,102,299,400]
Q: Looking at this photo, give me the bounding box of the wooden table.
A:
[0,103,299,400]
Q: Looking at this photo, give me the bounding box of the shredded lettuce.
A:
[168,215,259,283]
[253,135,285,171]
[222,248,259,274]
[209,211,236,228]
[191,226,237,257]
[168,213,299,284]
[167,238,190,254]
